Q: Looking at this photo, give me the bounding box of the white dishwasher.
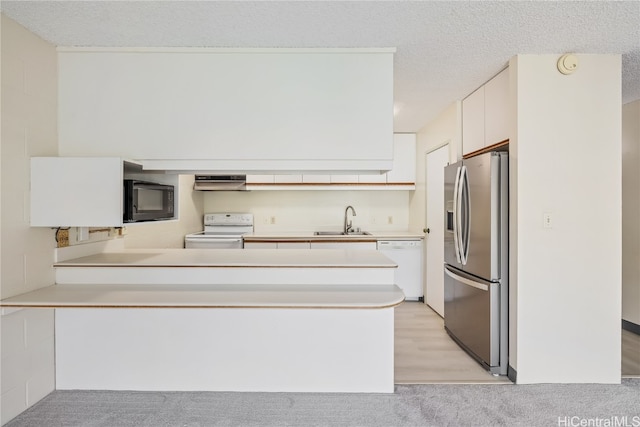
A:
[377,240,423,301]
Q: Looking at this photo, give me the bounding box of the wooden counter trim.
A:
[246,182,415,187]
[462,139,509,159]
[244,238,378,243]
[0,284,405,310]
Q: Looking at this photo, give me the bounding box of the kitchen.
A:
[1,1,639,425]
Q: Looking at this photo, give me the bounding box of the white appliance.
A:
[377,239,423,301]
[184,213,253,249]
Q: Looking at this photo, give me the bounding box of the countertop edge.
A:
[0,284,406,310]
[51,248,399,268]
[243,233,424,242]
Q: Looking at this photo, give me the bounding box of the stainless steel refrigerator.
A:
[443,151,508,375]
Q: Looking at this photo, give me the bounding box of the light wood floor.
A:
[394,301,511,384]
[395,301,640,382]
[622,328,640,377]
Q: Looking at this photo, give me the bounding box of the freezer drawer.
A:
[444,265,500,368]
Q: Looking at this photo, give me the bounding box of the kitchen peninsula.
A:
[1,248,402,393]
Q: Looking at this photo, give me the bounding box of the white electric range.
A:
[184,213,254,249]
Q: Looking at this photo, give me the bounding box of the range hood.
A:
[193,175,246,191]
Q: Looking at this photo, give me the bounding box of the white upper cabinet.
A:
[31,157,124,227]
[58,48,394,174]
[245,134,415,190]
[385,133,416,184]
[331,175,360,184]
[302,175,331,184]
[462,68,510,156]
[274,175,303,184]
[484,69,510,147]
[246,175,274,184]
[30,157,179,227]
[462,87,486,155]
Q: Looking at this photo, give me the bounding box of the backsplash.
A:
[203,190,411,233]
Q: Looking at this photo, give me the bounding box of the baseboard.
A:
[507,365,517,383]
[622,319,640,335]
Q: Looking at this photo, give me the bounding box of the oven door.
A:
[184,233,244,249]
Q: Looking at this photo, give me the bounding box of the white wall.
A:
[0,14,57,424]
[409,101,460,233]
[510,54,621,383]
[409,102,459,307]
[204,190,410,233]
[622,100,640,326]
[123,175,204,248]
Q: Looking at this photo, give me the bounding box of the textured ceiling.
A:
[2,1,639,132]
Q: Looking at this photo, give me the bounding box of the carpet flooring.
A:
[5,380,640,427]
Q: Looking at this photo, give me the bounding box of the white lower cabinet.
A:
[245,240,378,250]
[243,242,311,249]
[310,242,377,250]
[277,242,311,249]
[243,242,277,249]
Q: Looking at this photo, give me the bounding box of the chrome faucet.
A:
[344,205,357,234]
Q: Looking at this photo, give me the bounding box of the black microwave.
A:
[123,180,174,223]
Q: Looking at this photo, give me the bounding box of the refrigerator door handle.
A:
[452,165,462,263]
[444,266,489,291]
[460,165,470,265]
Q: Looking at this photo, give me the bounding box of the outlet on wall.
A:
[387,216,393,225]
[270,216,276,225]
[78,227,90,241]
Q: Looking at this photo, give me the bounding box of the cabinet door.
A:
[302,175,331,184]
[310,242,377,250]
[246,175,274,184]
[277,242,311,249]
[386,134,416,184]
[244,242,277,249]
[357,174,387,184]
[274,174,303,184]
[462,86,485,156]
[58,50,394,173]
[330,175,359,184]
[31,157,124,227]
[484,68,510,147]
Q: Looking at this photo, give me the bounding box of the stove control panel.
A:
[204,213,254,226]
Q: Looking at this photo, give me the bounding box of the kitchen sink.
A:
[314,231,372,236]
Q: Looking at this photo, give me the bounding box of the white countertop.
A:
[54,248,398,268]
[0,283,405,309]
[243,231,424,242]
